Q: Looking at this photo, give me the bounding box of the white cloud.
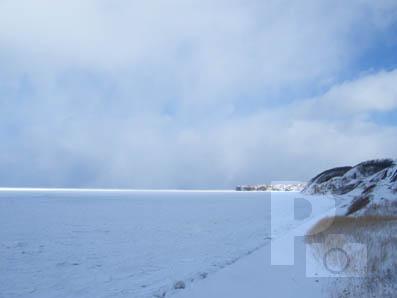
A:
[294,69,397,121]
[0,1,397,187]
[1,0,396,103]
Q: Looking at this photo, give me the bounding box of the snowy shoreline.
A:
[0,188,239,193]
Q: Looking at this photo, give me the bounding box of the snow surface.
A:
[175,205,339,298]
[0,190,335,298]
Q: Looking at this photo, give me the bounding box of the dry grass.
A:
[306,215,397,297]
[306,215,397,237]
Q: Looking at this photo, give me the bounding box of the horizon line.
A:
[0,187,299,193]
[0,187,237,193]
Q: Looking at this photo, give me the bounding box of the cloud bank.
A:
[0,0,397,188]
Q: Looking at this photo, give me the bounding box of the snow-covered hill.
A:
[303,159,397,216]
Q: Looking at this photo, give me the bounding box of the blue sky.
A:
[0,0,397,188]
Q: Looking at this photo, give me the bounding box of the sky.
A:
[0,0,397,189]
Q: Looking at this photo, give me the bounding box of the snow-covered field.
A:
[0,190,335,298]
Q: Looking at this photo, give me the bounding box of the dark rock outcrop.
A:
[308,166,352,185]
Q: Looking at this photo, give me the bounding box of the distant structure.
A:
[235,183,306,192]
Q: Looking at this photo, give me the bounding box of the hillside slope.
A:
[303,159,397,216]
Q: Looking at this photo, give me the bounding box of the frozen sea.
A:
[0,190,334,298]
